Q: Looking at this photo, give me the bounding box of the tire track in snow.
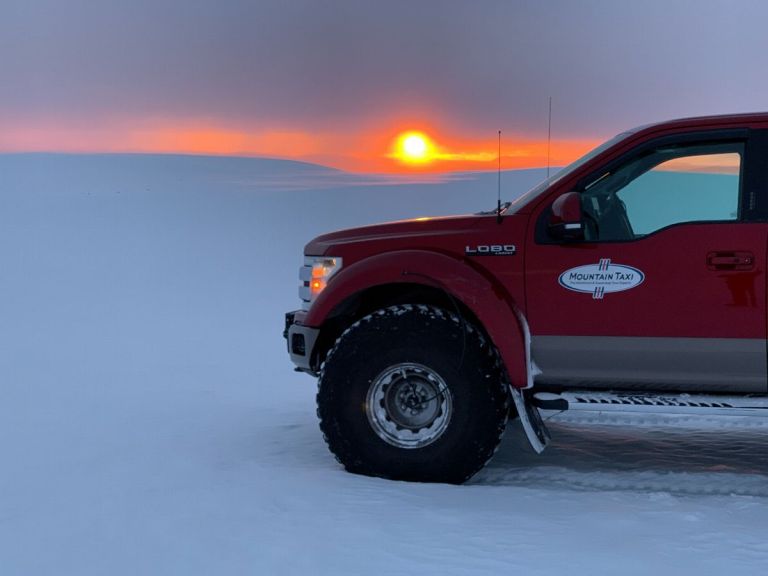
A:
[475,413,768,496]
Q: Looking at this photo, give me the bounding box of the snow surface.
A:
[1,154,767,575]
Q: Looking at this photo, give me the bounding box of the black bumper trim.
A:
[285,311,320,373]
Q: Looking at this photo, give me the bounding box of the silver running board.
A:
[533,391,768,417]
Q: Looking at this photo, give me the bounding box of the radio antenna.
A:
[496,130,502,224]
[546,96,552,179]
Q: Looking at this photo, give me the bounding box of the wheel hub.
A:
[366,363,453,449]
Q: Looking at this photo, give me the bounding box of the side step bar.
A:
[533,391,768,417]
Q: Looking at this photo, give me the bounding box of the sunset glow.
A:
[0,118,601,174]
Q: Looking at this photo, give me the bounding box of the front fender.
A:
[305,250,530,389]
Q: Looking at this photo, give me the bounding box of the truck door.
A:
[525,133,767,392]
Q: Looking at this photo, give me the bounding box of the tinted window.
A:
[581,143,743,241]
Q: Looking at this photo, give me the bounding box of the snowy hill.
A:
[1,154,767,575]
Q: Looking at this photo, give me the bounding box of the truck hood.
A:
[305,214,485,255]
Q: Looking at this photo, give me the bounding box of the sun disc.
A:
[404,135,427,157]
[395,131,434,163]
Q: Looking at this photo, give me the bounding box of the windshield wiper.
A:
[476,201,511,216]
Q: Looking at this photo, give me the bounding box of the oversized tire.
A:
[317,304,510,484]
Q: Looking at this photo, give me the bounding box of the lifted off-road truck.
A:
[285,113,768,483]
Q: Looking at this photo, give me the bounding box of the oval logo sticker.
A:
[558,258,644,300]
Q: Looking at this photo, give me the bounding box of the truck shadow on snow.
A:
[473,414,768,496]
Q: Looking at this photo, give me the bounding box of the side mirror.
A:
[548,192,584,241]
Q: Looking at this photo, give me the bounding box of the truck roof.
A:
[631,112,768,135]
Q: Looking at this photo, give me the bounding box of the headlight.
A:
[299,256,343,310]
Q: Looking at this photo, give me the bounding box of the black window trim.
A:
[573,129,748,192]
[535,127,763,245]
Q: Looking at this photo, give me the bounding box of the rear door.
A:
[525,131,767,392]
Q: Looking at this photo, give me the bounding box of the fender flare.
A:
[305,249,532,389]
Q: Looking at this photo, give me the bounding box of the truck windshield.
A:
[505,131,634,211]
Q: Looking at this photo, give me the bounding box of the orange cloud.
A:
[0,119,322,159]
[133,125,322,157]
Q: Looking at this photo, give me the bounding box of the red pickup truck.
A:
[285,113,768,483]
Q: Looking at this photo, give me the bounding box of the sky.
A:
[2,0,768,172]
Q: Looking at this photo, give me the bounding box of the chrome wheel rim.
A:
[366,363,453,449]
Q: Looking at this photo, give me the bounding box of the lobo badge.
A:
[558,258,644,300]
[465,244,516,256]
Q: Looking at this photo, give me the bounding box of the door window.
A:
[581,143,743,241]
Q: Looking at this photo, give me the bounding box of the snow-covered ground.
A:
[1,154,767,575]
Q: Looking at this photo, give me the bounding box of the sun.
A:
[394,131,434,164]
[403,134,427,158]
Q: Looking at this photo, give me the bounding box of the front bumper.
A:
[284,310,320,374]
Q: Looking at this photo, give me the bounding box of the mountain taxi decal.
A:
[558,258,644,300]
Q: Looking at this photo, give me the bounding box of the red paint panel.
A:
[525,223,766,339]
[302,214,531,387]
